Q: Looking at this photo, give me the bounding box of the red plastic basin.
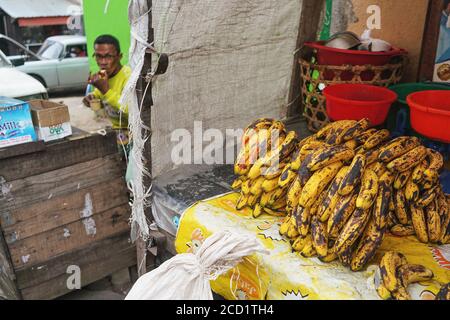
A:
[304,41,407,66]
[323,84,398,126]
[406,90,450,143]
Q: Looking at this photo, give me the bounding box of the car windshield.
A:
[37,40,63,60]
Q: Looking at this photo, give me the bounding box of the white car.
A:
[15,35,90,92]
[0,49,48,101]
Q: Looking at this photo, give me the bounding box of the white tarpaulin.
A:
[151,0,304,178]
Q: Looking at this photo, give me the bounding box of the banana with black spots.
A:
[350,218,386,271]
[387,146,427,172]
[394,170,413,190]
[363,129,390,150]
[307,145,355,172]
[405,178,420,202]
[392,264,434,300]
[338,154,366,196]
[378,136,420,163]
[318,166,350,222]
[411,205,429,243]
[311,215,328,258]
[328,190,359,239]
[373,171,395,230]
[390,225,415,237]
[379,251,408,292]
[426,199,441,243]
[299,161,343,209]
[296,205,312,237]
[394,190,410,225]
[334,208,371,256]
[356,169,379,210]
[417,186,438,208]
[423,149,444,181]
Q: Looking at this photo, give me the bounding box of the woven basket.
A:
[300,57,407,132]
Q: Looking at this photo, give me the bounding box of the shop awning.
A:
[17,16,70,27]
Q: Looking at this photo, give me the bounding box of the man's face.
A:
[94,43,122,76]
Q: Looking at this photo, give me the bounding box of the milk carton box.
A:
[0,97,37,148]
[29,100,72,142]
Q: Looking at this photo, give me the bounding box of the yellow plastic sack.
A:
[175,192,450,300]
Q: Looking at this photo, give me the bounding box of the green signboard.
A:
[83,0,131,72]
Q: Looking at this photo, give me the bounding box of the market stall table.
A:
[0,128,135,300]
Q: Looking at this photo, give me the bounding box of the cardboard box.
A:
[0,97,37,148]
[29,100,72,142]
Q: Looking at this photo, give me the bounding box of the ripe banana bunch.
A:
[232,119,300,218]
[233,118,450,273]
[376,251,434,300]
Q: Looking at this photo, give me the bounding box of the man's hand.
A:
[89,71,110,95]
[82,94,95,107]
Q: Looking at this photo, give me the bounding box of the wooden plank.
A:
[0,228,20,299]
[8,204,131,269]
[19,232,136,300]
[286,0,325,118]
[418,0,445,81]
[0,141,46,161]
[15,231,134,291]
[0,154,125,214]
[135,0,154,277]
[2,177,129,244]
[0,130,118,181]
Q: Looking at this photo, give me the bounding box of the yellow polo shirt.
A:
[93,65,131,130]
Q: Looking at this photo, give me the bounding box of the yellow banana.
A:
[278,166,296,188]
[287,175,302,208]
[390,224,415,237]
[350,218,386,271]
[250,176,265,196]
[236,193,249,210]
[394,170,413,190]
[339,154,366,196]
[292,235,309,252]
[417,186,438,208]
[426,199,441,243]
[308,145,355,172]
[363,129,390,150]
[373,171,395,230]
[299,161,343,208]
[378,136,420,163]
[387,146,427,172]
[261,177,279,193]
[311,215,328,258]
[295,205,312,237]
[318,166,350,222]
[411,160,428,184]
[241,179,252,195]
[231,178,243,190]
[423,149,444,181]
[263,207,286,217]
[279,215,293,236]
[253,203,264,218]
[405,178,420,202]
[334,208,371,256]
[411,205,429,243]
[356,169,379,210]
[341,118,371,142]
[394,189,410,225]
[379,251,408,292]
[300,234,317,258]
[328,191,358,239]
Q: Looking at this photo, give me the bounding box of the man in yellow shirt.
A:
[83,34,131,156]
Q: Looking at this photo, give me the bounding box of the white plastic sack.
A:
[125,231,268,300]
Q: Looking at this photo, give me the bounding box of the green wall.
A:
[83,0,131,72]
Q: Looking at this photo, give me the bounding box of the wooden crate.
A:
[0,130,136,300]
